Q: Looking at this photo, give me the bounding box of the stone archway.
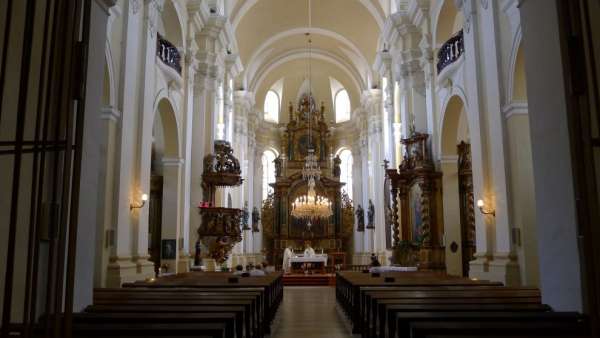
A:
[440,95,472,276]
[150,98,183,274]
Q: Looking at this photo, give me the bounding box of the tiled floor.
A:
[271,286,352,338]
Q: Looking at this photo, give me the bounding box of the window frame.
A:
[264,90,280,123]
[334,89,351,123]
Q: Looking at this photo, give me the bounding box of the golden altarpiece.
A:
[386,133,445,270]
[261,95,354,266]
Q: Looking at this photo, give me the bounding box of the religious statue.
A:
[241,201,250,230]
[355,204,365,232]
[367,199,375,229]
[194,240,202,266]
[252,206,260,232]
[282,246,293,273]
[333,155,341,178]
[274,155,283,177]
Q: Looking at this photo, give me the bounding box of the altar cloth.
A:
[369,266,418,273]
[289,255,328,266]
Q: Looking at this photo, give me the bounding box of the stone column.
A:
[181,28,199,267]
[359,123,371,257]
[351,141,364,258]
[363,89,386,255]
[134,0,162,278]
[477,0,520,285]
[107,0,145,287]
[455,0,510,283]
[188,15,226,268]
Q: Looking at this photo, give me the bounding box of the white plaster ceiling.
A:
[231,0,384,107]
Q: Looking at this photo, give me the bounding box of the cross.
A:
[382,159,390,169]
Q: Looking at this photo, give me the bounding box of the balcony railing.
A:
[157,33,181,74]
[437,29,464,74]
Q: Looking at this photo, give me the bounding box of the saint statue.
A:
[252,207,260,232]
[274,155,283,177]
[367,199,375,229]
[241,201,250,230]
[355,204,365,232]
[194,240,202,266]
[333,155,341,178]
[282,246,293,273]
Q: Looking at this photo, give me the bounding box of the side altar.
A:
[261,95,354,267]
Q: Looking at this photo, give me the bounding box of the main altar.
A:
[261,94,354,268]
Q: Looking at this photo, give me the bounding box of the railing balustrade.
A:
[437,29,464,74]
[156,33,181,74]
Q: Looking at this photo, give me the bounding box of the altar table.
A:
[289,255,328,273]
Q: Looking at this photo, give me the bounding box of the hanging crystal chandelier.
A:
[291,185,333,219]
[290,0,333,221]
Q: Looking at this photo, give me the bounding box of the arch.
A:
[245,27,370,90]
[155,98,181,158]
[103,43,116,107]
[159,0,184,48]
[252,49,364,97]
[507,31,527,104]
[231,0,384,31]
[433,0,463,46]
[264,90,280,123]
[440,95,469,156]
[334,89,351,123]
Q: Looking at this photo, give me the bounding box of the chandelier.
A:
[290,0,333,221]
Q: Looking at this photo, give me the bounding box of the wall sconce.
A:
[477,199,495,216]
[130,193,148,210]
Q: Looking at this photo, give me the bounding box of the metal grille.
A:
[0,0,88,337]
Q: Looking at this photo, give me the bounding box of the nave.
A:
[271,287,349,338]
[61,270,592,338]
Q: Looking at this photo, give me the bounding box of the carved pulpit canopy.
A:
[202,140,243,188]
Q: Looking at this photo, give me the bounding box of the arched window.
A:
[338,149,353,199]
[335,89,351,123]
[262,150,277,201]
[264,90,279,123]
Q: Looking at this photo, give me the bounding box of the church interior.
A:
[1,0,599,337]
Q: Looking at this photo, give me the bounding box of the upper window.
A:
[262,150,277,201]
[338,149,353,199]
[264,90,280,123]
[335,89,351,123]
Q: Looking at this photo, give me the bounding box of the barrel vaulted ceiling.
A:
[226,0,386,113]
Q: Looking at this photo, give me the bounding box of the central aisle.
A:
[272,286,351,338]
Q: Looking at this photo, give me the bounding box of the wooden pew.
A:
[335,271,502,334]
[85,305,247,338]
[91,296,257,338]
[381,302,551,338]
[364,287,541,338]
[122,272,283,334]
[73,312,236,338]
[71,321,229,338]
[407,318,589,338]
[393,311,587,338]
